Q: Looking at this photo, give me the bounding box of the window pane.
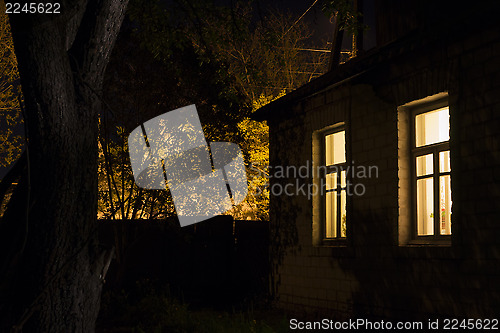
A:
[416,153,433,177]
[417,178,434,236]
[340,170,346,188]
[415,107,449,147]
[325,191,337,238]
[439,150,451,173]
[325,130,346,165]
[440,175,452,235]
[340,190,346,237]
[326,172,337,190]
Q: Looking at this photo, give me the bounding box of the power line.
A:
[275,47,352,54]
[296,48,331,53]
[283,0,319,37]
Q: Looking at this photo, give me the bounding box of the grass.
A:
[97,280,290,333]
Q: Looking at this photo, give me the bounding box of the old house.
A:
[254,1,500,320]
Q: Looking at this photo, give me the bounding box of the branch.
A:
[64,0,90,51]
[69,0,129,87]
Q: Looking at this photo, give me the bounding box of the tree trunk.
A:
[0,1,128,331]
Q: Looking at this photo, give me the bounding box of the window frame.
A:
[320,126,348,243]
[409,98,452,242]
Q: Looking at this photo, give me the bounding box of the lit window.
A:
[323,128,347,239]
[413,106,452,237]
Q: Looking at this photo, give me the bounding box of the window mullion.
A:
[433,149,440,236]
[337,171,341,238]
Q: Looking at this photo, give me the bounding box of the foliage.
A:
[230,117,270,220]
[98,125,175,220]
[128,0,328,101]
[0,3,23,169]
[227,90,286,221]
[98,24,186,221]
[321,0,367,35]
[98,0,329,221]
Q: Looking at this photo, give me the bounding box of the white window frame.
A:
[398,93,452,245]
[411,103,451,240]
[320,126,348,243]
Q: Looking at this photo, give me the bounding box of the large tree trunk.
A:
[0,1,128,331]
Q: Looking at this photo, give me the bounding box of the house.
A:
[253,0,500,320]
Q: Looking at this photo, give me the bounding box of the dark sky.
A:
[205,0,338,46]
[269,0,336,44]
[248,0,336,48]
[261,0,376,49]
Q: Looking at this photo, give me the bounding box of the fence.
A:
[99,215,269,305]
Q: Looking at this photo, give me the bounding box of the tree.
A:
[0,0,128,331]
[109,0,329,220]
[322,0,367,67]
[97,21,232,223]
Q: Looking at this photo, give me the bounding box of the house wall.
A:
[268,24,500,319]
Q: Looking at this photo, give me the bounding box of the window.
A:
[323,128,347,239]
[413,106,452,237]
[398,93,451,244]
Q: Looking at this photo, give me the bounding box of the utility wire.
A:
[283,0,319,38]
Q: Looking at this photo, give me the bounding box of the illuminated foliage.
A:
[0,3,23,168]
[227,91,286,221]
[98,125,175,220]
[98,1,329,221]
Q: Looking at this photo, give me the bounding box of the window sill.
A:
[395,237,458,259]
[405,238,451,247]
[320,238,348,247]
[311,239,354,258]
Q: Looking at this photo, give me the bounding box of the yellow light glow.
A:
[325,131,346,165]
[415,107,449,147]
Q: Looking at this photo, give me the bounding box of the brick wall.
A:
[268,23,500,319]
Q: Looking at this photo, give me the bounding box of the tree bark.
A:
[0,1,128,332]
